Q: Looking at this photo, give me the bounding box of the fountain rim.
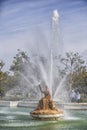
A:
[30,113,64,119]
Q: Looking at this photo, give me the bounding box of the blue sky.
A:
[0,0,87,70]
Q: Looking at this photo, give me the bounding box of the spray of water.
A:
[53,74,69,102]
[39,62,49,87]
[49,50,53,97]
[5,9,66,102]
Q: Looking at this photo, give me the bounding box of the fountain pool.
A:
[0,107,87,130]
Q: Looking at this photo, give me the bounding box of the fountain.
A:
[29,10,64,120]
[3,9,65,119]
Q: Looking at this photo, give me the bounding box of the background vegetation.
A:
[0,50,87,102]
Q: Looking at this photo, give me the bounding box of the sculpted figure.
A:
[39,84,51,100]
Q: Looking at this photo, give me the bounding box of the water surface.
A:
[0,107,87,130]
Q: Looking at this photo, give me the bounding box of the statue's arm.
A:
[39,84,44,93]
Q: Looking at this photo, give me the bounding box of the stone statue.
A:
[39,84,51,100]
[35,84,56,110]
[30,84,64,120]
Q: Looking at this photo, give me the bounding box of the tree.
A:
[10,49,30,74]
[60,52,86,91]
[61,52,85,73]
[10,49,36,98]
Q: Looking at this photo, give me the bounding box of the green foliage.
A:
[72,71,87,93]
[0,58,21,97]
[0,60,8,96]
